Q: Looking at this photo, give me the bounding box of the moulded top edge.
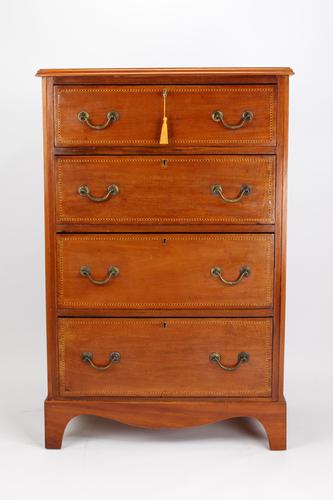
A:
[36,67,294,77]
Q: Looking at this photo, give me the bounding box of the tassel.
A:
[159,90,168,144]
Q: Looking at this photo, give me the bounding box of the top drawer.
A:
[54,85,276,147]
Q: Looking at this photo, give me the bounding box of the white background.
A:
[0,0,332,498]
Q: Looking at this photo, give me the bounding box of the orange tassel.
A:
[159,90,169,144]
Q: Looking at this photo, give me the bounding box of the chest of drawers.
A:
[37,67,293,449]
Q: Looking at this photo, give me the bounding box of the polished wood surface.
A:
[276,76,289,399]
[37,67,294,77]
[54,146,277,155]
[55,85,276,147]
[45,399,286,450]
[38,68,293,89]
[57,234,274,310]
[42,77,58,398]
[57,308,274,317]
[56,155,275,225]
[56,223,276,233]
[38,67,292,449]
[58,318,272,397]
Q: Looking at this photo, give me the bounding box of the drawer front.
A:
[57,234,274,309]
[56,156,275,225]
[58,318,272,397]
[55,85,276,147]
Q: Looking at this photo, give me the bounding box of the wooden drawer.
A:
[58,318,272,397]
[55,85,276,147]
[56,156,275,225]
[57,234,274,309]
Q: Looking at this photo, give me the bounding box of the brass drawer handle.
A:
[78,184,119,202]
[209,352,249,371]
[77,110,119,130]
[212,110,254,130]
[82,351,121,371]
[80,265,119,285]
[211,184,252,203]
[211,266,250,286]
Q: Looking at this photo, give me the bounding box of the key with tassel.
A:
[159,89,169,144]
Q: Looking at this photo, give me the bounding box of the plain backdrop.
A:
[0,0,332,498]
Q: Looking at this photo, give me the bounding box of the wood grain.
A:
[45,398,286,450]
[56,223,276,234]
[54,85,276,147]
[58,318,272,397]
[54,146,278,155]
[57,308,274,317]
[56,155,275,225]
[41,77,58,397]
[57,234,274,310]
[37,67,294,77]
[277,76,290,399]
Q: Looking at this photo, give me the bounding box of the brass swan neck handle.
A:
[211,266,251,286]
[209,352,249,371]
[78,184,119,202]
[212,110,254,130]
[82,351,121,371]
[80,265,120,285]
[77,110,119,130]
[211,184,252,203]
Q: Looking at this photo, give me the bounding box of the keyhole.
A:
[161,159,168,168]
[162,322,167,328]
[162,238,167,245]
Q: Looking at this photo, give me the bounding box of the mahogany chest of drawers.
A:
[37,67,293,449]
